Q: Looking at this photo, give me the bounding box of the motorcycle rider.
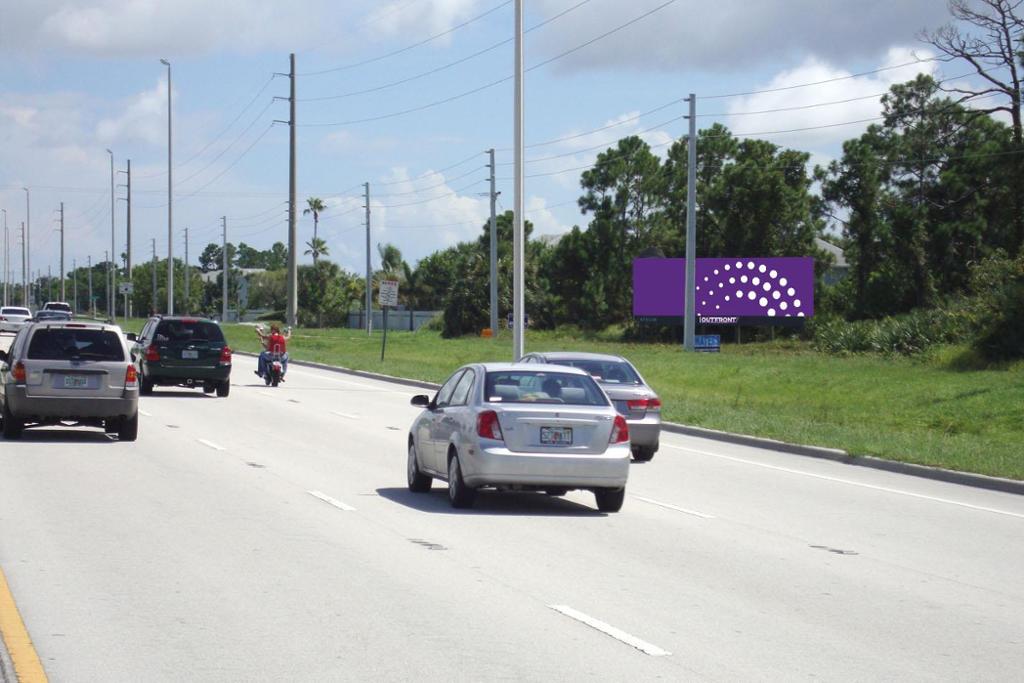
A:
[255,324,291,380]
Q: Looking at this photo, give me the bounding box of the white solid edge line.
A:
[308,490,356,512]
[197,438,226,451]
[548,605,671,657]
[664,443,1024,519]
[138,409,152,417]
[331,411,359,419]
[632,495,715,519]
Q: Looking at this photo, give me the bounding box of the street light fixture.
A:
[22,187,29,308]
[160,59,173,314]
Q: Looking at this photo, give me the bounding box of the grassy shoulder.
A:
[217,324,1024,481]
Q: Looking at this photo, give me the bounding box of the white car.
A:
[0,307,32,333]
[407,363,631,511]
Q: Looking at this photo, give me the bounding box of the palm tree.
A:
[376,242,404,277]
[305,237,329,265]
[303,197,326,242]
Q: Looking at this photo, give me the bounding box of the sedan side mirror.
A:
[0,350,7,364]
[125,332,138,342]
[410,394,431,408]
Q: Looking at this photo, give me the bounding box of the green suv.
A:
[131,316,232,397]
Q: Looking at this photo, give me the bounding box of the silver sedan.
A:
[407,363,631,512]
[521,351,662,461]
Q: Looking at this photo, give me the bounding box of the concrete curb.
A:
[238,352,1024,496]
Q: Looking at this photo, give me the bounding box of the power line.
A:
[374,178,486,208]
[298,0,512,76]
[299,0,594,102]
[172,99,277,188]
[300,0,678,127]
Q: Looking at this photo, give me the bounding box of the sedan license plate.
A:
[63,375,88,389]
[182,349,199,359]
[540,426,573,445]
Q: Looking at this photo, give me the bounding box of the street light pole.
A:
[512,0,525,361]
[22,187,29,308]
[1,208,7,307]
[106,148,115,320]
[161,58,174,315]
[59,201,65,300]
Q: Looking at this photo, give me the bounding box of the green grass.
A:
[211,323,1024,480]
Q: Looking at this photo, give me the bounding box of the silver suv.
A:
[0,319,139,440]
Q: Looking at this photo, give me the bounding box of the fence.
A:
[346,309,440,331]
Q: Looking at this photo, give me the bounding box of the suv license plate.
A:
[182,350,199,359]
[63,375,88,389]
[540,426,573,445]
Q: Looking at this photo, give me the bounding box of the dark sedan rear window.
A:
[155,320,225,343]
[484,371,609,406]
[552,359,641,385]
[27,329,125,361]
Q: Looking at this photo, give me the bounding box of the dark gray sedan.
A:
[521,351,661,461]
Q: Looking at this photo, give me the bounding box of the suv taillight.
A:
[609,415,629,444]
[477,410,504,440]
[219,346,232,365]
[12,362,26,383]
[125,365,138,389]
[145,345,160,362]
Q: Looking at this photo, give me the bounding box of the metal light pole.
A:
[73,259,77,313]
[1,208,7,307]
[22,187,29,308]
[160,59,174,315]
[683,94,697,352]
[87,255,92,316]
[151,239,157,314]
[364,182,372,335]
[512,0,525,360]
[59,202,65,300]
[222,217,228,323]
[488,148,498,337]
[183,227,189,313]
[21,222,26,307]
[106,148,115,320]
[104,250,109,317]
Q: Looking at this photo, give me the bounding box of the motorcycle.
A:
[265,346,285,387]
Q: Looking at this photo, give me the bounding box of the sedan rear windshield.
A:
[155,320,225,343]
[485,370,609,406]
[27,329,125,361]
[551,359,641,385]
[1,308,30,316]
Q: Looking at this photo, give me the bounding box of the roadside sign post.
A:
[119,282,134,322]
[694,334,720,353]
[378,279,399,361]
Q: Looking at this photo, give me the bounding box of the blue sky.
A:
[0,0,961,278]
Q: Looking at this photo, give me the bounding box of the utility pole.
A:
[183,227,189,313]
[160,59,174,315]
[21,222,26,307]
[151,239,157,315]
[488,148,498,337]
[87,255,92,316]
[364,181,372,335]
[104,251,109,318]
[1,208,7,307]
[118,159,133,318]
[48,265,52,302]
[277,52,298,327]
[683,93,697,352]
[222,216,228,323]
[22,188,30,308]
[106,149,116,321]
[72,259,77,313]
[59,202,65,300]
[512,0,525,360]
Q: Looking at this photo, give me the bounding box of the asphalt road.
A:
[1,345,1022,681]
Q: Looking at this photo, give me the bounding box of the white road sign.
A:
[378,279,399,307]
[118,282,134,295]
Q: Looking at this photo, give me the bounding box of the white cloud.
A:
[366,0,481,44]
[721,47,940,155]
[96,79,170,147]
[532,0,949,73]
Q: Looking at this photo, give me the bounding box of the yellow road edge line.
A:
[0,566,48,683]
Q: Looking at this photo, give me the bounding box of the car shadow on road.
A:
[3,429,115,444]
[376,487,605,517]
[144,390,215,398]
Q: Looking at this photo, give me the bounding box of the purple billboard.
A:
[633,257,815,323]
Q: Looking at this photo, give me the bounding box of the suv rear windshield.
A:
[155,320,225,343]
[1,308,30,316]
[43,303,72,313]
[27,329,125,361]
[552,359,641,385]
[484,370,609,406]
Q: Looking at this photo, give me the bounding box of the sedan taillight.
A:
[627,397,661,411]
[145,345,160,362]
[12,362,26,383]
[125,365,138,389]
[609,414,629,444]
[477,410,504,441]
[219,346,232,365]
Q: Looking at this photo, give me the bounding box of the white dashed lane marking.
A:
[632,495,714,519]
[308,490,356,512]
[548,605,671,657]
[197,439,226,451]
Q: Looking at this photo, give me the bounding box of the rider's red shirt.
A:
[267,333,287,354]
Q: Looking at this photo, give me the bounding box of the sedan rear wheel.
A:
[2,403,23,440]
[594,487,625,513]
[216,381,230,397]
[632,446,656,462]
[447,452,476,509]
[118,413,139,442]
[407,442,432,493]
